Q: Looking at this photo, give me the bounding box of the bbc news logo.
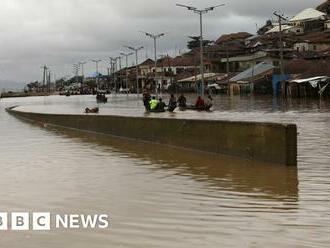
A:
[0,212,109,231]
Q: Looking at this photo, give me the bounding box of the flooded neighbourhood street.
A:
[0,95,329,247]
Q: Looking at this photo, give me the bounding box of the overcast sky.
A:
[0,0,325,86]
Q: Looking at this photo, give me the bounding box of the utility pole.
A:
[177,3,225,97]
[79,61,87,80]
[116,56,122,89]
[273,11,287,78]
[124,46,144,97]
[109,57,118,93]
[41,65,48,93]
[73,63,80,89]
[120,52,134,90]
[48,70,52,93]
[92,59,102,90]
[140,31,165,98]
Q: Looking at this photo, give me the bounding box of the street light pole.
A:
[73,63,80,87]
[116,56,122,89]
[41,65,48,93]
[120,52,133,90]
[47,70,51,93]
[109,57,117,93]
[79,61,87,80]
[92,59,102,89]
[141,31,165,98]
[124,46,144,97]
[176,3,225,97]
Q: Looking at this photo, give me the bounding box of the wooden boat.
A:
[85,107,99,114]
[96,94,108,103]
[147,106,177,113]
[148,109,166,113]
[179,105,212,112]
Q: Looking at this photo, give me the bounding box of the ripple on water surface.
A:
[0,95,329,248]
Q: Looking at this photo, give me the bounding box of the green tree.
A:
[187,36,213,50]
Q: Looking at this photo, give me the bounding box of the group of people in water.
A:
[85,91,214,114]
[96,92,108,103]
[143,93,177,112]
[143,90,213,112]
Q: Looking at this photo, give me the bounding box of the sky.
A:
[0,0,325,88]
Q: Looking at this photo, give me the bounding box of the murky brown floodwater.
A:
[0,94,329,248]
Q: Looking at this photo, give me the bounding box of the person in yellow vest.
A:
[149,96,159,110]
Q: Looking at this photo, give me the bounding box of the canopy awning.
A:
[178,73,217,83]
[290,76,329,88]
[290,76,330,96]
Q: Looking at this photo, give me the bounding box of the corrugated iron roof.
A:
[290,8,326,22]
[229,62,275,82]
[178,73,217,82]
[215,32,252,44]
[291,76,328,87]
[266,25,294,34]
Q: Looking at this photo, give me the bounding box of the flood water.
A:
[0,94,329,248]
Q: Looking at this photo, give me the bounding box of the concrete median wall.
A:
[7,107,297,166]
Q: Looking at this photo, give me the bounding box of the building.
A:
[293,31,330,52]
[290,8,326,33]
[324,20,330,29]
[219,51,272,72]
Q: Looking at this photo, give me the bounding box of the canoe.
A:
[147,109,166,113]
[179,105,212,111]
[96,96,108,103]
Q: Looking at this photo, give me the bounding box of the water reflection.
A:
[1,95,330,248]
[33,123,298,203]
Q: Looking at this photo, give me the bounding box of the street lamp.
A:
[116,56,122,90]
[79,61,87,80]
[91,59,102,89]
[140,31,165,98]
[120,52,134,90]
[109,57,121,93]
[124,45,144,97]
[40,65,48,92]
[176,3,225,97]
[73,63,80,86]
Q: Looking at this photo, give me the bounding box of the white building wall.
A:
[293,42,310,52]
[325,21,330,29]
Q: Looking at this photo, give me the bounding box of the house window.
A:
[313,45,317,51]
[297,47,300,52]
[302,46,306,52]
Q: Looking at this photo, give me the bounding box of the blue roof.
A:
[230,62,275,82]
